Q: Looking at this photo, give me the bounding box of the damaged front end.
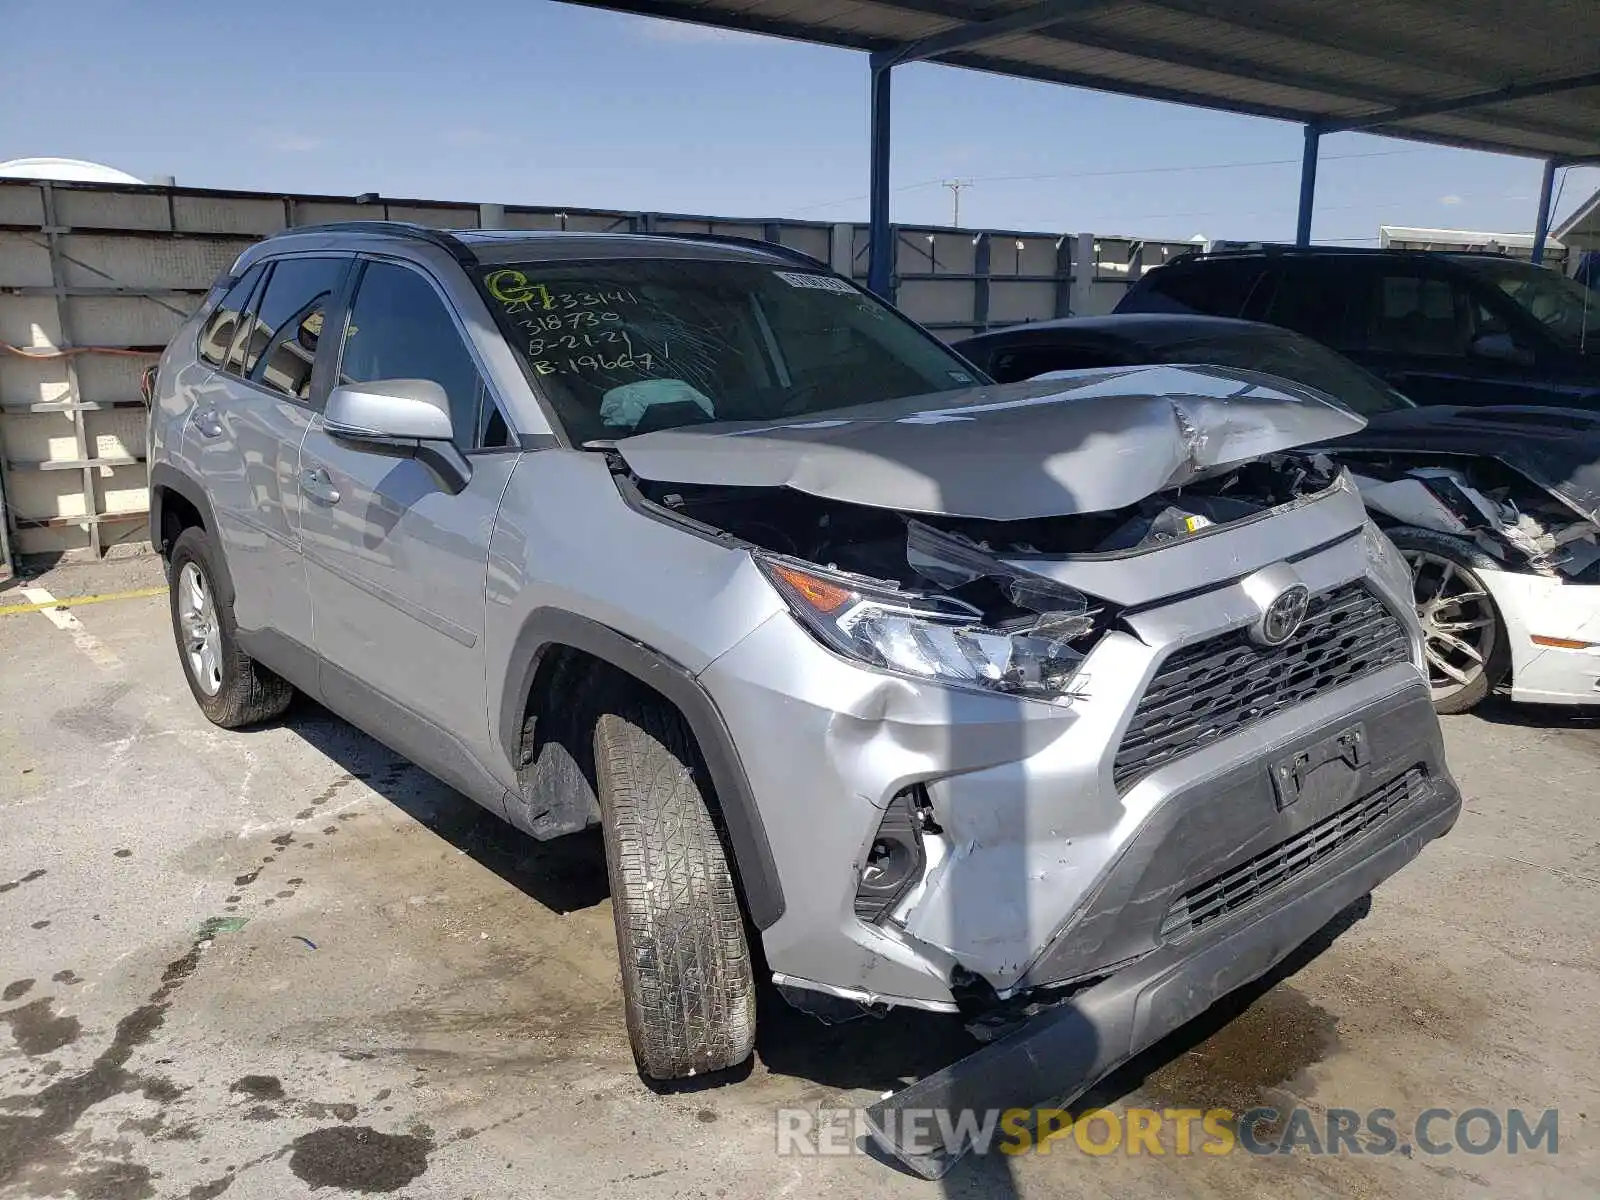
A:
[1344,452,1600,705]
[1350,457,1600,582]
[605,368,1459,1176]
[633,447,1348,708]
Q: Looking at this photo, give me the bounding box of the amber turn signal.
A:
[769,563,852,613]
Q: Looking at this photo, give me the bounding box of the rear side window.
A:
[1355,269,1476,357]
[240,257,349,400]
[337,261,507,449]
[1129,261,1265,317]
[197,265,264,368]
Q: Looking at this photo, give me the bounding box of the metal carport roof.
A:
[559,0,1600,288]
[1557,187,1600,250]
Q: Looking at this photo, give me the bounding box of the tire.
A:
[593,694,757,1080]
[167,527,294,728]
[1386,527,1510,715]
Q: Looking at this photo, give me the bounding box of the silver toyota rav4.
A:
[150,221,1459,1172]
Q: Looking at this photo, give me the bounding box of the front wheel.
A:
[167,527,294,728]
[593,694,756,1080]
[1387,527,1509,715]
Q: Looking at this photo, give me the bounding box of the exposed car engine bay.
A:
[1345,454,1600,583]
[643,447,1335,574]
[630,449,1344,690]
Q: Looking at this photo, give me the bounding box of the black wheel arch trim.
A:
[148,464,236,607]
[501,608,785,930]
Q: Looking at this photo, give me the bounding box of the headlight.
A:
[756,555,1087,701]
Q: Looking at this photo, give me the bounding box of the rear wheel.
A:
[167,527,294,728]
[593,693,756,1080]
[1387,527,1508,715]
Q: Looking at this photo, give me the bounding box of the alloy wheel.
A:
[1402,549,1497,704]
[178,561,223,697]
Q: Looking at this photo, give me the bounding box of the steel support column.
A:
[1531,158,1557,265]
[868,64,895,298]
[1296,125,1320,246]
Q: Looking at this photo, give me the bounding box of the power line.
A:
[790,148,1425,214]
[962,147,1421,187]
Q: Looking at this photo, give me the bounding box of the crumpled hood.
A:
[613,364,1365,521]
[1333,405,1600,525]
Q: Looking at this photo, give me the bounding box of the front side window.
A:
[474,259,980,443]
[242,257,348,400]
[198,264,264,369]
[1453,257,1599,354]
[338,261,507,450]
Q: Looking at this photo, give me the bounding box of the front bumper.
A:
[864,766,1460,1178]
[1478,569,1600,705]
[699,528,1455,1010]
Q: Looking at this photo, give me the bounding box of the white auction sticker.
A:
[774,271,857,294]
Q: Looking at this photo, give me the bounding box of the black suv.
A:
[1117,247,1600,410]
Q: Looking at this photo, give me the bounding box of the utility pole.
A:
[943,179,972,228]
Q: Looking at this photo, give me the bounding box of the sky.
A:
[2,0,1595,247]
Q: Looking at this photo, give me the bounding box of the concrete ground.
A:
[1,559,1596,1200]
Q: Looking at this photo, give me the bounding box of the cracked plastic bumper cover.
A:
[864,769,1460,1179]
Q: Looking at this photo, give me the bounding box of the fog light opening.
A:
[853,786,933,923]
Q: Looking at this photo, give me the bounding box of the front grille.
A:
[1113,582,1409,790]
[1160,766,1426,939]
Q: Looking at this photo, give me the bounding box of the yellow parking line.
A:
[0,585,168,617]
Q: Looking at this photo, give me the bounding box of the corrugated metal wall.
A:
[0,177,1193,563]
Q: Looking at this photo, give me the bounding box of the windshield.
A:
[1454,257,1599,354]
[1152,327,1414,416]
[474,259,982,442]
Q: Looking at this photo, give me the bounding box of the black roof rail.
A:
[276,221,831,272]
[1186,243,1523,263]
[275,220,479,268]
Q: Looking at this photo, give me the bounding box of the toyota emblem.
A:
[1253,584,1311,647]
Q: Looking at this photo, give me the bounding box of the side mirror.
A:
[324,379,471,494]
[1469,332,1534,366]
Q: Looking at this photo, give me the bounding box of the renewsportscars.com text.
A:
[776,1105,1559,1159]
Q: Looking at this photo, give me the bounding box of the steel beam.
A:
[1144,0,1506,85]
[1531,158,1557,266]
[868,64,895,299]
[1326,70,1600,133]
[871,0,1117,71]
[1296,125,1320,247]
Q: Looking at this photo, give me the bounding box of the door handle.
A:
[192,405,224,439]
[300,467,341,506]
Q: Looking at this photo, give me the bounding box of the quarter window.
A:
[1137,261,1265,317]
[198,265,264,369]
[1261,263,1352,346]
[338,262,507,449]
[241,257,348,399]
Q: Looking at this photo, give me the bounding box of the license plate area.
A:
[1271,723,1367,812]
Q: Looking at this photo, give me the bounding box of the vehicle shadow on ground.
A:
[1467,696,1600,730]
[753,894,1369,1189]
[272,693,1369,1195]
[278,695,611,915]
